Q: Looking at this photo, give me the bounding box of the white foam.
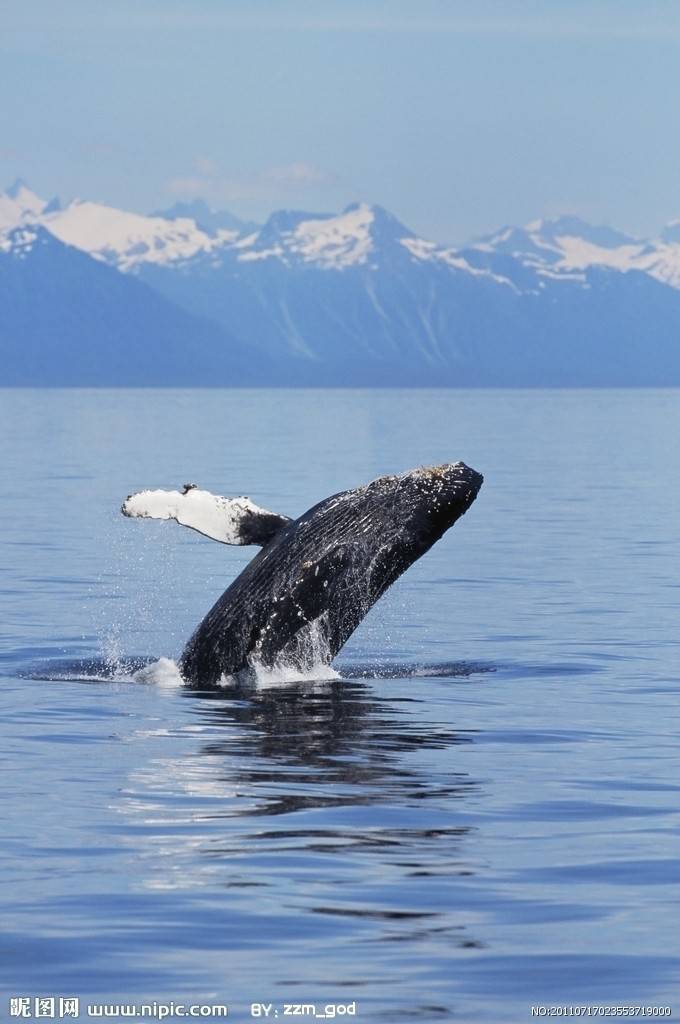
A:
[132,657,184,688]
[248,612,339,687]
[235,659,340,689]
[215,615,340,689]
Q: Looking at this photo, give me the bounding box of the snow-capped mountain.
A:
[134,200,680,384]
[0,181,245,272]
[469,215,680,290]
[3,178,680,385]
[0,179,52,231]
[236,203,416,268]
[42,200,243,272]
[136,200,525,374]
[229,202,518,285]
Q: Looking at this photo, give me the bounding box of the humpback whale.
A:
[122,463,483,686]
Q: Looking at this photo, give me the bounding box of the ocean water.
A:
[1,388,679,1022]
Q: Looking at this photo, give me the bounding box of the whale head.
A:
[383,461,483,543]
[289,461,482,569]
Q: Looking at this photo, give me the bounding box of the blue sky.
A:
[3,0,680,243]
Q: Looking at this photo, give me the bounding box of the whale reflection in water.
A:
[116,673,486,953]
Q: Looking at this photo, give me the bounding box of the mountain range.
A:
[2,178,680,386]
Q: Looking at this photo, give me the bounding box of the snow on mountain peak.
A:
[291,204,380,267]
[240,202,416,269]
[0,180,48,232]
[2,190,423,273]
[7,176,680,295]
[344,201,414,240]
[42,199,238,271]
[0,223,56,258]
[467,212,680,290]
[473,216,638,262]
[526,215,638,250]
[5,178,44,206]
[6,178,27,199]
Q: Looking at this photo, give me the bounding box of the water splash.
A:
[215,612,338,689]
[100,623,125,677]
[21,655,153,683]
[212,616,340,689]
[219,660,340,690]
[17,653,492,686]
[132,656,184,688]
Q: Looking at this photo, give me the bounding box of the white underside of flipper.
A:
[121,485,288,545]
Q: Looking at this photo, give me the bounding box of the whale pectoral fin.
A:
[121,485,291,546]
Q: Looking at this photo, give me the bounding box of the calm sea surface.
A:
[1,388,679,1022]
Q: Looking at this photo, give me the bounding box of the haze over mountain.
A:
[151,200,260,238]
[0,223,259,386]
[2,179,680,386]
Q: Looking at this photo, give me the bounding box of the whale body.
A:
[122,463,483,686]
